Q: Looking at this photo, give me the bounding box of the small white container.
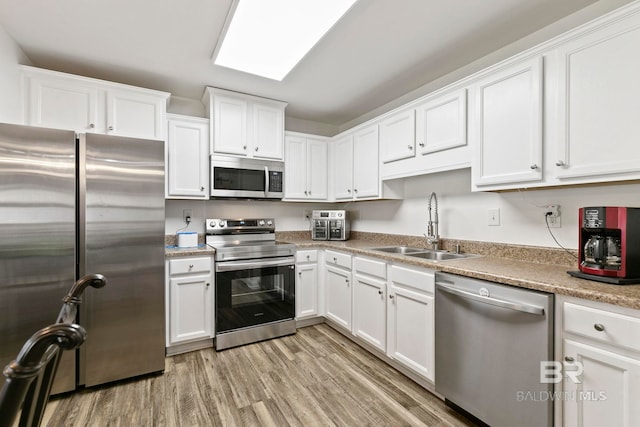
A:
[177,231,198,248]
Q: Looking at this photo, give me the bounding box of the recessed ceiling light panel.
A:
[213,0,357,81]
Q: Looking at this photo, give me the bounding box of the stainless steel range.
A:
[206,218,296,350]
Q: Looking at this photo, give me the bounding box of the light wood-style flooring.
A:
[42,324,476,426]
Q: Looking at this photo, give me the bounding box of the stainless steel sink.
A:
[370,246,428,254]
[406,251,476,261]
[370,246,478,261]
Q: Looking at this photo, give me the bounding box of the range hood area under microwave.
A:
[210,156,285,200]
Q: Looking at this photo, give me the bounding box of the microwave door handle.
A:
[264,166,269,196]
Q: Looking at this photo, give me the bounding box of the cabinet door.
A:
[353,124,379,199]
[306,138,328,200]
[169,274,213,344]
[472,57,543,187]
[387,283,434,381]
[332,135,354,200]
[555,20,640,181]
[380,109,415,164]
[166,116,210,199]
[284,135,308,199]
[325,265,352,330]
[296,263,318,319]
[252,101,284,160]
[415,88,467,155]
[212,93,249,156]
[27,74,101,133]
[106,89,166,140]
[353,274,386,352]
[563,339,640,427]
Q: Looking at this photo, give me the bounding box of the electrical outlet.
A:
[488,208,500,226]
[544,204,561,228]
[303,209,312,219]
[182,209,192,223]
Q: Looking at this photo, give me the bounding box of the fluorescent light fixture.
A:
[214,0,357,81]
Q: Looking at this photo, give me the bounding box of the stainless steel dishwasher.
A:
[435,272,554,427]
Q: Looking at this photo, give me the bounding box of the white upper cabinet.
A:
[203,87,287,160]
[380,109,415,164]
[284,132,328,201]
[352,124,380,199]
[554,12,640,183]
[471,56,543,189]
[166,114,210,199]
[415,88,466,156]
[331,134,355,200]
[21,66,169,140]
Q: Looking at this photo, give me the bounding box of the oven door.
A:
[215,256,295,335]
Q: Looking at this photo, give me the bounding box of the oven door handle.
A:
[216,256,295,272]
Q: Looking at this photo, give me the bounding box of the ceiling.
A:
[0,0,602,127]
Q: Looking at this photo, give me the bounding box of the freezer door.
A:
[78,133,165,387]
[0,123,77,394]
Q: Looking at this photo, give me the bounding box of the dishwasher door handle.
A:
[436,282,545,316]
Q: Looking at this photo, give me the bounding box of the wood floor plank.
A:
[40,324,475,427]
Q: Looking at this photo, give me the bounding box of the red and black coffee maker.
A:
[571,207,640,284]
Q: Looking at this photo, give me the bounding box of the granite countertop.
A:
[165,244,216,258]
[284,237,640,311]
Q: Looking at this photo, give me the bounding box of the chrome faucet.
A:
[426,192,440,250]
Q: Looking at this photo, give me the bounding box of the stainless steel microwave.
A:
[210,156,284,199]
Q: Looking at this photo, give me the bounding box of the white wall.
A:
[0,24,30,123]
[342,169,640,250]
[165,199,334,236]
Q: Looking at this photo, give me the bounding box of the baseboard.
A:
[166,338,213,356]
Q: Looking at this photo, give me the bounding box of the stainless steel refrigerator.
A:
[0,123,165,394]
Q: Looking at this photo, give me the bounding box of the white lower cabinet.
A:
[324,250,352,330]
[295,250,319,320]
[560,297,640,427]
[166,256,214,354]
[352,257,387,352]
[386,264,435,382]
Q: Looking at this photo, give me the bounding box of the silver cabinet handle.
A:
[347,189,351,193]
[189,264,194,268]
[419,142,425,147]
[436,282,545,316]
[255,146,259,152]
[389,295,394,300]
[200,186,205,191]
[530,164,538,170]
[555,160,565,167]
[378,290,383,295]
[206,282,210,287]
[243,145,247,150]
[298,271,302,276]
[594,323,605,332]
[346,279,350,286]
[89,123,95,129]
[333,257,337,263]
[108,125,114,131]
[354,189,358,193]
[408,145,413,150]
[306,255,310,261]
[564,356,574,362]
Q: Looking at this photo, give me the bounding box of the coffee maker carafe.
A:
[575,207,640,284]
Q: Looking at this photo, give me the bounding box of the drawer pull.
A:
[206,283,210,287]
[594,323,605,332]
[378,290,383,295]
[189,264,194,269]
[564,356,575,362]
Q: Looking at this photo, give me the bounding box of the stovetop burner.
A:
[205,218,295,261]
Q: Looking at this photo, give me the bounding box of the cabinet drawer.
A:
[325,250,351,269]
[296,250,318,263]
[354,256,386,279]
[169,257,212,275]
[564,302,640,352]
[390,265,434,294]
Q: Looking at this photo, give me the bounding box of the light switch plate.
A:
[488,208,500,226]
